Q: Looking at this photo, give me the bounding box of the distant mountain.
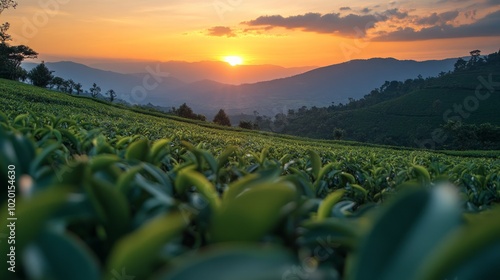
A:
[88,60,315,85]
[146,57,457,115]
[22,61,186,104]
[23,57,457,116]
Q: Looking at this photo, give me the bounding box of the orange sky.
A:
[1,0,499,67]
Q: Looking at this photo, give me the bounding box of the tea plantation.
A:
[1,79,499,280]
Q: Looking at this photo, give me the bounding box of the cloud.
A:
[361,8,372,13]
[415,11,459,25]
[384,8,409,19]
[464,9,477,19]
[374,10,500,41]
[339,7,351,11]
[242,12,387,36]
[206,26,236,37]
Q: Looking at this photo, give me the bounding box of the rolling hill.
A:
[279,59,500,149]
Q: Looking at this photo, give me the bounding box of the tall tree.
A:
[0,1,38,80]
[74,83,83,95]
[89,83,101,98]
[28,61,53,88]
[0,1,16,42]
[176,103,194,118]
[65,79,75,94]
[50,76,65,90]
[238,121,253,129]
[106,89,116,102]
[213,109,231,126]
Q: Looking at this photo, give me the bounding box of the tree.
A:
[106,89,117,102]
[0,2,38,80]
[50,76,65,90]
[28,61,53,88]
[74,83,83,95]
[0,42,37,80]
[333,128,345,140]
[89,83,101,98]
[176,103,194,118]
[65,79,75,94]
[454,57,467,72]
[467,49,481,67]
[0,22,11,43]
[213,109,231,126]
[239,120,253,129]
[172,103,206,121]
[0,1,16,41]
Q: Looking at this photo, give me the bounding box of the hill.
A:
[278,53,500,149]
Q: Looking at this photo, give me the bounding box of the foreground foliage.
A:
[0,80,499,279]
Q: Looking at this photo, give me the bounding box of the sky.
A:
[1,0,499,67]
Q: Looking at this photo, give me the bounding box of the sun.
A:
[223,56,243,66]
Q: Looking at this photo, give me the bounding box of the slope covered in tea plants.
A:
[1,79,500,280]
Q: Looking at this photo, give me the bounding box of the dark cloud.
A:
[374,10,500,41]
[339,7,351,11]
[206,26,236,37]
[438,0,499,5]
[415,11,459,25]
[464,9,477,19]
[384,8,409,19]
[242,12,387,36]
[361,8,372,13]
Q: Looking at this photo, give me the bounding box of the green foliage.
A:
[0,43,37,81]
[89,83,101,98]
[266,50,500,149]
[0,78,500,279]
[172,102,206,121]
[238,120,254,129]
[106,89,116,102]
[213,109,231,126]
[28,61,54,88]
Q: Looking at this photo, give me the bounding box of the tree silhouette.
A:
[213,109,231,126]
[333,128,345,140]
[50,77,64,90]
[89,83,101,98]
[176,103,194,118]
[0,43,37,80]
[106,89,117,102]
[74,83,83,95]
[0,1,38,80]
[239,120,253,129]
[453,58,466,72]
[28,61,53,88]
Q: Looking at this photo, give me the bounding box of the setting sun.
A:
[223,56,243,66]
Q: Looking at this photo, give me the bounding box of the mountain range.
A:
[23,57,457,116]
[88,60,316,85]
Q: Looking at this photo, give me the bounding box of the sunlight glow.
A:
[224,56,243,66]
